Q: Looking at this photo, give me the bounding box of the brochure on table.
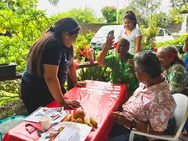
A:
[37,121,92,141]
[24,106,69,124]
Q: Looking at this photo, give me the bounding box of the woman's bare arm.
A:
[68,58,78,85]
[97,36,114,66]
[43,64,66,105]
[134,35,142,54]
[112,111,164,135]
[183,36,188,52]
[43,64,80,108]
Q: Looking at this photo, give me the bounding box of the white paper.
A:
[103,90,111,94]
[113,86,121,89]
[109,94,118,98]
[24,107,69,124]
[80,88,88,91]
[111,91,120,95]
[37,122,92,141]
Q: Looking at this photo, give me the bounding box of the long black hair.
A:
[27,17,80,77]
[123,11,137,28]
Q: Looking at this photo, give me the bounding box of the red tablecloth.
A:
[3,80,128,141]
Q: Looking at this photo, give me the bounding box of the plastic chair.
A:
[129,93,188,141]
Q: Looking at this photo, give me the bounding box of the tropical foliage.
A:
[0,0,54,72]
[101,6,117,23]
[73,33,92,61]
[170,0,188,10]
[140,14,160,49]
[55,7,98,23]
[77,65,111,82]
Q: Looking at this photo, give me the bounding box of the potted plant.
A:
[0,63,16,78]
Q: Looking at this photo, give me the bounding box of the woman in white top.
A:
[117,11,142,54]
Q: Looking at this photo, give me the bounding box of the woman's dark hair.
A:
[27,17,80,77]
[134,50,162,78]
[158,46,185,67]
[124,11,137,27]
[49,17,80,38]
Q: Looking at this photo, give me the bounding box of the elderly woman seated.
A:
[109,50,176,141]
[157,46,188,96]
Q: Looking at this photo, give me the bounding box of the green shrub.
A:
[77,65,111,82]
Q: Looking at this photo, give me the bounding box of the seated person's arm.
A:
[183,36,188,52]
[97,36,114,66]
[134,35,142,54]
[111,111,164,135]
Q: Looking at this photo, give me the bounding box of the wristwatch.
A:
[130,119,136,130]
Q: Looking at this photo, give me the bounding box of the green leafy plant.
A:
[155,34,188,58]
[0,0,55,107]
[77,65,111,82]
[0,90,20,106]
[140,14,160,50]
[101,6,117,23]
[0,8,53,72]
[77,49,113,82]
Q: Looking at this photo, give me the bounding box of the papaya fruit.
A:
[74,110,85,120]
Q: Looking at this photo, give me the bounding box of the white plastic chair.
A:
[129,93,188,141]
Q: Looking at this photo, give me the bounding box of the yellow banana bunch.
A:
[64,113,72,121]
[84,118,94,128]
[89,116,98,127]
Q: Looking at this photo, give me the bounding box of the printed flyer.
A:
[37,122,92,141]
[24,107,69,124]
